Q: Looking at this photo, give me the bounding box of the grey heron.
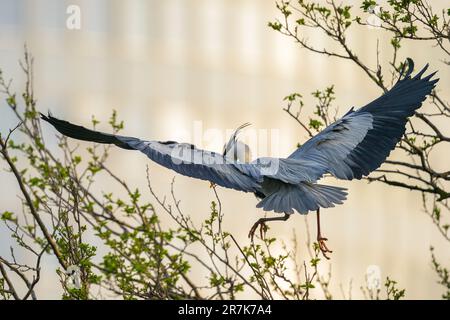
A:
[41,58,438,258]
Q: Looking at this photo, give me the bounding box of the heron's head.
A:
[223,123,252,163]
[224,140,252,163]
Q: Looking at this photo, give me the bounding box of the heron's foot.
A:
[209,182,217,188]
[317,236,332,260]
[248,220,268,241]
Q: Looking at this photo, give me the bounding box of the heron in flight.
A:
[41,59,438,258]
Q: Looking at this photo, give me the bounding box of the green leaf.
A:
[309,118,323,130]
[300,283,315,289]
[283,93,302,102]
[73,155,82,165]
[91,115,100,127]
[361,0,377,11]
[268,21,282,31]
[402,25,417,36]
[391,38,401,49]
[6,94,16,108]
[310,257,320,267]
[1,211,16,222]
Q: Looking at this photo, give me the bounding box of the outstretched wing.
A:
[41,114,259,192]
[288,59,439,180]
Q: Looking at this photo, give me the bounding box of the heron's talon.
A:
[317,236,332,260]
[248,213,290,241]
[248,220,268,241]
[248,224,256,240]
[259,223,268,239]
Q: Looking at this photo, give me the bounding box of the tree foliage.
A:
[270,0,449,298]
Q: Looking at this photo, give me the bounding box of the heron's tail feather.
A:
[40,113,135,150]
[256,182,347,214]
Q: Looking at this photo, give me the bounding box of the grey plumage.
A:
[41,58,438,217]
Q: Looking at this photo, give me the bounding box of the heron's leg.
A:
[316,208,332,259]
[248,213,290,241]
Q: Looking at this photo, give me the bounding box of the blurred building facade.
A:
[0,0,449,299]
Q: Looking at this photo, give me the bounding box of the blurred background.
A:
[0,0,449,299]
